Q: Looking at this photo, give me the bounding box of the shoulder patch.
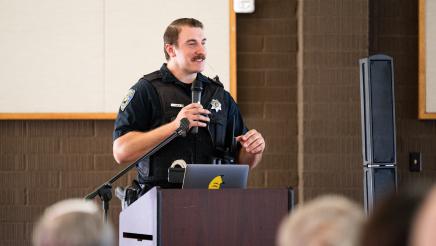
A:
[120,89,135,111]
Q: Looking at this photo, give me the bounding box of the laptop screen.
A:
[182,164,249,189]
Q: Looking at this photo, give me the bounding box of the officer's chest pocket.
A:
[209,116,225,126]
[164,108,181,123]
[208,116,226,146]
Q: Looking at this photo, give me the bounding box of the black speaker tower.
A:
[359,54,397,213]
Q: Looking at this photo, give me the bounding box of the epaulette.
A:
[141,70,162,82]
[208,75,224,88]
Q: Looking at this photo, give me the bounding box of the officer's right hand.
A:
[174,103,210,129]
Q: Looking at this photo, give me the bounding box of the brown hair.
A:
[163,18,203,60]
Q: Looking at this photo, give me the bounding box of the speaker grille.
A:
[369,59,396,164]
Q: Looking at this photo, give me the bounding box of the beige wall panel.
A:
[426,0,436,112]
[0,0,104,113]
[0,0,230,114]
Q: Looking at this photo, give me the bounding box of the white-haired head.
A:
[277,195,365,246]
[33,199,114,246]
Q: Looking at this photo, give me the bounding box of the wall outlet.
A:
[234,0,255,13]
[409,152,422,172]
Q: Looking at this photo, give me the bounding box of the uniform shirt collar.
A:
[160,63,210,85]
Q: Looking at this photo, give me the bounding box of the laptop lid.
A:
[182,164,249,189]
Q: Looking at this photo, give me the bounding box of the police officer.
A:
[113,18,265,191]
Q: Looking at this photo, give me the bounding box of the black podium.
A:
[119,187,292,246]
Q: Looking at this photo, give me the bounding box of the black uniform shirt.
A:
[113,64,247,144]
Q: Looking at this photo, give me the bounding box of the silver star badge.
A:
[210,99,222,112]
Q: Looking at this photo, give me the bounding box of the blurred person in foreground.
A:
[33,199,114,246]
[360,184,431,246]
[410,184,436,246]
[277,195,365,246]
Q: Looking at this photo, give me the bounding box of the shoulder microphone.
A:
[191,80,203,134]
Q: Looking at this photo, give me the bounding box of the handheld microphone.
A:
[191,80,203,134]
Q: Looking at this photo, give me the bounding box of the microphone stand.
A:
[85,118,189,223]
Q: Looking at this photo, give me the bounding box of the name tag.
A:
[170,103,184,108]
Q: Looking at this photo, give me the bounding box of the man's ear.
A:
[165,43,176,58]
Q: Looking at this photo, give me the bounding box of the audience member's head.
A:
[33,199,114,246]
[277,195,365,246]
[410,185,436,246]
[360,184,431,246]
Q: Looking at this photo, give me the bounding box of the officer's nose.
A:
[197,44,206,56]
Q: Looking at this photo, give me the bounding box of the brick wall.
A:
[237,0,299,189]
[0,120,133,245]
[369,1,436,188]
[302,0,368,201]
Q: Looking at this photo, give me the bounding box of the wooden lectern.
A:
[119,187,292,246]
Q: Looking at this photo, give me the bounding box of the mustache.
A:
[192,54,206,61]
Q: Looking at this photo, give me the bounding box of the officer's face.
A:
[171,26,207,74]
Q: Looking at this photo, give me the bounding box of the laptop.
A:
[182,164,249,189]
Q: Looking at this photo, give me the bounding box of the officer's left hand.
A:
[236,129,265,155]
